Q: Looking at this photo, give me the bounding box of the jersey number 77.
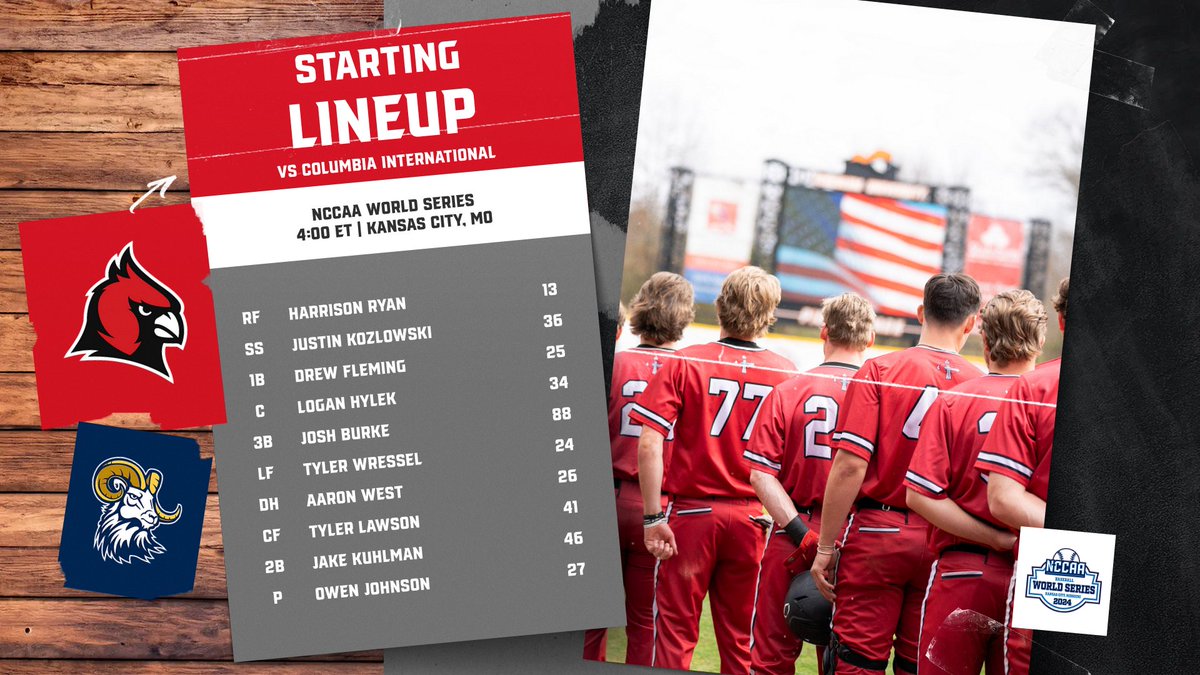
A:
[708,377,772,441]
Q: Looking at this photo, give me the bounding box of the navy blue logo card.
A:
[59,422,212,599]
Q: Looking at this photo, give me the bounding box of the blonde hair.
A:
[1052,277,1069,318]
[821,293,875,350]
[617,301,629,330]
[714,267,781,339]
[629,272,695,345]
[980,289,1047,367]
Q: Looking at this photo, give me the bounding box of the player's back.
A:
[836,345,982,508]
[977,358,1060,501]
[910,373,1021,551]
[608,346,676,482]
[769,363,860,508]
[637,339,794,499]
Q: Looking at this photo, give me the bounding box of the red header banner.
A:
[178,14,583,197]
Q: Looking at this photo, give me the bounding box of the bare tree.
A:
[1026,107,1085,200]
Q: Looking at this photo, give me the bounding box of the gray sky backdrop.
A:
[632,0,1094,230]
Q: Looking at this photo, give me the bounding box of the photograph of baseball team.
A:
[582,1,1092,673]
[585,269,1065,675]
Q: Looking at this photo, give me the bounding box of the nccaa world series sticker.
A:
[1012,527,1116,636]
[1025,547,1102,612]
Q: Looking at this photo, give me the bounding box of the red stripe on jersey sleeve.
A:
[626,356,683,438]
[628,404,673,438]
[743,386,787,475]
[974,386,1037,487]
[832,360,881,461]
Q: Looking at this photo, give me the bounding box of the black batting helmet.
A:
[784,572,832,646]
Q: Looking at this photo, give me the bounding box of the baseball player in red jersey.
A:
[744,293,876,675]
[976,278,1068,675]
[904,290,1048,675]
[632,266,796,674]
[811,273,983,675]
[584,274,695,664]
[585,302,633,662]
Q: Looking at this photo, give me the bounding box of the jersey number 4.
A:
[902,386,940,440]
[708,378,772,441]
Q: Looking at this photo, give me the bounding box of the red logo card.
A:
[20,205,225,429]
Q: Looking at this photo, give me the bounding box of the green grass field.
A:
[603,598,821,674]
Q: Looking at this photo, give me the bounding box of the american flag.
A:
[834,194,947,318]
[774,189,947,318]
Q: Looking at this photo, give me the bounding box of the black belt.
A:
[855,497,907,514]
[943,543,990,556]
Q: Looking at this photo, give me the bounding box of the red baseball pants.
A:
[829,507,935,674]
[749,510,824,675]
[583,481,665,664]
[1004,571,1031,675]
[582,628,607,662]
[917,547,1014,675]
[653,495,766,674]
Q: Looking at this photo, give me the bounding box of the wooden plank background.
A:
[0,2,387,671]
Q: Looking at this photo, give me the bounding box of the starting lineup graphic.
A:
[177,16,625,660]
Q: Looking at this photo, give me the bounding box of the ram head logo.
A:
[92,457,182,564]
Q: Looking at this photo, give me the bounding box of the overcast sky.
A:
[632,0,1094,229]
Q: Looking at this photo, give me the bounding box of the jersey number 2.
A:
[619,380,649,437]
[803,395,839,460]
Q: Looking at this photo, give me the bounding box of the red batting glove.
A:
[783,529,820,575]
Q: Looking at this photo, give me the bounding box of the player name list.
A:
[208,233,622,660]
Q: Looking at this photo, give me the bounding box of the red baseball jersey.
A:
[975,359,1060,501]
[833,345,982,508]
[743,362,861,509]
[630,339,796,498]
[906,373,1020,552]
[608,345,676,482]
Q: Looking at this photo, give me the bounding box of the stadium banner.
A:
[774,185,947,320]
[964,214,1027,302]
[681,175,761,304]
[178,14,625,661]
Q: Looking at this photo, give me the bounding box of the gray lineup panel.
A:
[209,234,624,661]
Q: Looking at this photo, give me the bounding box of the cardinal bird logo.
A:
[66,243,186,381]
